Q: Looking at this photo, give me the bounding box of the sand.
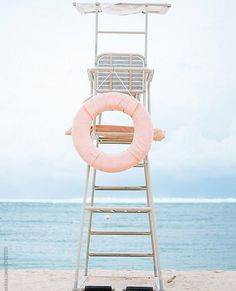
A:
[0,269,235,291]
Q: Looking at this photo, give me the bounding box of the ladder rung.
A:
[97,31,145,35]
[91,230,151,236]
[94,186,147,191]
[86,207,151,213]
[89,252,153,257]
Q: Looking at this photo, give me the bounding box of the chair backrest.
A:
[96,53,145,94]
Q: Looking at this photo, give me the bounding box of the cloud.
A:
[151,124,236,179]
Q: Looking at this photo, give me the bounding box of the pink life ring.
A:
[72,92,153,173]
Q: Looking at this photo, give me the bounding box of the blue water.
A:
[0,201,236,270]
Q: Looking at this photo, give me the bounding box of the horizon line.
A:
[0,197,236,203]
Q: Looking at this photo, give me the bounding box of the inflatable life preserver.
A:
[72,92,153,172]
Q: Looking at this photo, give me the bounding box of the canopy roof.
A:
[73,2,171,15]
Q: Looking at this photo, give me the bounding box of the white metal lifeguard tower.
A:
[68,2,171,291]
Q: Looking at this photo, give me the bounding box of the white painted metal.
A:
[145,10,148,65]
[73,2,171,15]
[84,168,96,276]
[94,54,148,94]
[72,3,167,291]
[73,160,165,291]
[72,275,88,291]
[89,69,152,96]
[72,161,165,291]
[94,5,99,66]
[143,159,157,277]
[90,66,153,71]
[91,3,151,90]
[144,158,165,291]
[98,31,145,34]
[73,166,90,290]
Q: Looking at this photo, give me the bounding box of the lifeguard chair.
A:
[68,2,171,291]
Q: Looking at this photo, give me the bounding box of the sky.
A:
[0,0,236,199]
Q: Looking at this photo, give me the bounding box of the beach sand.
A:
[0,269,235,291]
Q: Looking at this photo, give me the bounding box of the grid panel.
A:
[96,54,145,93]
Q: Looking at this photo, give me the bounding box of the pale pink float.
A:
[72,92,153,173]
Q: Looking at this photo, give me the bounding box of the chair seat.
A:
[66,125,165,143]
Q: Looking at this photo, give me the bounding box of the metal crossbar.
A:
[97,31,146,34]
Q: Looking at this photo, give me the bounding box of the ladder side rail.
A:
[73,165,91,290]
[144,9,149,66]
[84,168,97,276]
[144,158,158,276]
[84,71,102,273]
[144,157,164,291]
[143,82,146,109]
[94,4,99,66]
[147,77,151,113]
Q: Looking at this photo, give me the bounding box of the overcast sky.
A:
[0,0,236,199]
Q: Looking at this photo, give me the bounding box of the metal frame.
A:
[87,69,153,114]
[72,3,168,291]
[93,4,149,66]
[73,2,171,15]
[90,4,153,110]
[73,158,164,291]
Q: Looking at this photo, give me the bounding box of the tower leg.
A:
[84,168,97,275]
[144,159,157,276]
[73,166,91,291]
[144,158,165,291]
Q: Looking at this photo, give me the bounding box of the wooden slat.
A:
[65,125,165,142]
[86,207,151,213]
[94,186,147,191]
[89,252,153,257]
[91,230,151,236]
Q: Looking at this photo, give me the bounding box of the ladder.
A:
[73,157,164,291]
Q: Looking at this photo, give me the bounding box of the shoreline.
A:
[0,269,235,291]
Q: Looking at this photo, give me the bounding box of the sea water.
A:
[0,200,236,270]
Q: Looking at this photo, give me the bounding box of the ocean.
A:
[0,200,236,271]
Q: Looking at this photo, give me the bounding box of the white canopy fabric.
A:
[73,2,171,15]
